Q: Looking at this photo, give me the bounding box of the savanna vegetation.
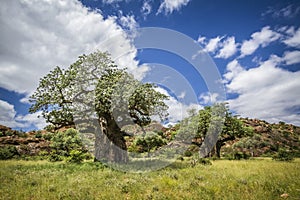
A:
[0,159,299,199]
[1,50,300,199]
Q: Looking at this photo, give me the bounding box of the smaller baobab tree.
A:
[194,103,253,158]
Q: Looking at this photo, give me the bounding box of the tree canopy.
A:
[29,51,169,163]
[195,103,253,157]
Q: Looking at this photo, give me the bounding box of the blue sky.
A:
[0,0,300,130]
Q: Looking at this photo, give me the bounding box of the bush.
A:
[134,132,167,153]
[48,151,63,162]
[0,146,19,160]
[35,131,43,138]
[50,128,85,157]
[234,152,250,160]
[184,150,193,157]
[272,148,294,162]
[66,150,86,163]
[42,132,53,140]
[198,158,212,165]
[224,151,250,160]
[48,128,89,162]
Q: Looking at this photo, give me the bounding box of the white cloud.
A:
[102,0,124,4]
[157,0,191,15]
[224,56,300,126]
[154,87,202,124]
[120,15,139,32]
[204,36,223,53]
[141,1,152,17]
[197,35,238,59]
[197,36,206,44]
[262,5,300,19]
[240,26,281,57]
[0,100,47,129]
[199,92,220,104]
[283,27,300,48]
[216,37,238,59]
[283,50,300,65]
[223,59,244,83]
[0,0,143,94]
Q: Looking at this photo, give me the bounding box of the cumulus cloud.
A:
[154,87,202,124]
[0,0,143,94]
[224,56,300,126]
[157,0,191,15]
[203,36,223,53]
[223,59,244,83]
[215,37,238,59]
[283,27,300,48]
[240,26,281,57]
[282,50,300,65]
[0,100,47,129]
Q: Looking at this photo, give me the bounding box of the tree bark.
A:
[94,116,128,163]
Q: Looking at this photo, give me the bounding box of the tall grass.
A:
[0,159,299,199]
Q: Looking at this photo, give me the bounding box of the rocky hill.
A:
[0,118,299,158]
[223,118,300,157]
[0,125,50,156]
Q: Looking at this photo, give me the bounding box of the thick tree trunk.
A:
[94,116,128,163]
[215,136,235,158]
[215,141,222,158]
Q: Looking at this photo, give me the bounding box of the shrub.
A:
[272,148,294,162]
[48,151,63,162]
[42,132,53,140]
[234,152,250,160]
[198,158,212,165]
[5,131,14,136]
[48,128,89,162]
[224,151,250,160]
[134,131,167,153]
[35,131,43,138]
[66,150,86,163]
[50,128,84,157]
[0,146,19,160]
[184,150,193,157]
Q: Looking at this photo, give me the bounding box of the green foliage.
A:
[48,151,63,162]
[30,50,168,128]
[191,103,253,157]
[184,150,193,157]
[44,124,55,132]
[233,152,250,160]
[5,130,14,136]
[272,148,294,162]
[0,146,19,160]
[29,66,75,128]
[133,131,167,153]
[34,131,43,138]
[30,50,169,162]
[66,150,86,163]
[42,132,53,141]
[198,158,212,165]
[49,128,88,162]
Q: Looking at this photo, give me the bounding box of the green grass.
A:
[0,159,299,200]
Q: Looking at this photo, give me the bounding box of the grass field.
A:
[0,158,299,200]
